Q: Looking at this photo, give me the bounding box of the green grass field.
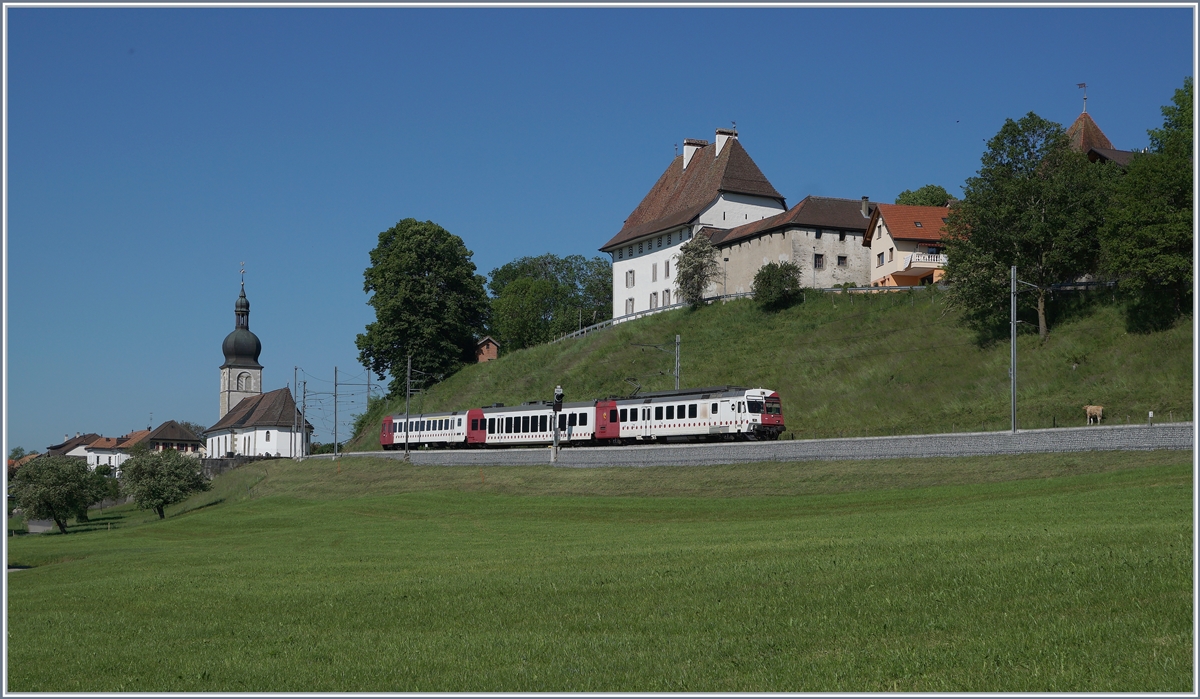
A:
[7,450,1192,692]
[347,291,1192,450]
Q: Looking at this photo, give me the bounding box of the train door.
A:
[595,400,619,441]
[466,409,486,445]
[719,399,732,430]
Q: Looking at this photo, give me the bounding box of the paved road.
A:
[307,422,1193,467]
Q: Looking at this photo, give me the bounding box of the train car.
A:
[379,386,784,450]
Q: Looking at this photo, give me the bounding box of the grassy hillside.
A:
[348,290,1192,449]
[7,452,1192,691]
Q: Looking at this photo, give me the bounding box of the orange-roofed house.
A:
[863,204,951,287]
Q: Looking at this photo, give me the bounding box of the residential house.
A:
[863,204,951,286]
[46,433,101,459]
[204,387,312,458]
[707,195,877,293]
[476,336,501,362]
[600,129,787,318]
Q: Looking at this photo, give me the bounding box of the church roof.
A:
[709,196,877,247]
[206,388,311,433]
[1066,112,1114,152]
[600,136,784,252]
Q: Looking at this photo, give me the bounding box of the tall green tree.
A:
[1100,77,1193,332]
[895,184,953,207]
[11,456,94,534]
[491,277,560,350]
[486,253,612,349]
[943,112,1118,342]
[356,219,490,396]
[675,234,721,307]
[121,449,209,520]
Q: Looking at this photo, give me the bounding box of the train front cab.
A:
[751,391,785,439]
[380,416,395,450]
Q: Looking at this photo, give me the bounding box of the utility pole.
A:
[552,385,563,463]
[334,366,339,459]
[674,334,681,390]
[1010,266,1017,434]
[296,384,302,461]
[293,366,298,458]
[404,355,411,461]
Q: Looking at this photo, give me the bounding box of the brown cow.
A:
[1083,405,1104,425]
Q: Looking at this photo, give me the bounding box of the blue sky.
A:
[4,5,1194,452]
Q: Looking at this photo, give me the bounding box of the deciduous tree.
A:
[486,254,612,349]
[895,184,953,207]
[11,456,94,534]
[121,449,210,520]
[356,219,490,396]
[491,277,560,350]
[943,112,1118,342]
[1100,77,1193,332]
[675,234,720,307]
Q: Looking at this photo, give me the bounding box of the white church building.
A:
[204,282,311,458]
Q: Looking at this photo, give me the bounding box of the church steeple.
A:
[219,274,263,419]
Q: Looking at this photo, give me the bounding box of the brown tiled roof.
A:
[709,196,876,246]
[206,388,312,433]
[146,420,203,444]
[46,433,101,456]
[88,436,123,450]
[1066,112,1114,152]
[117,430,152,449]
[1087,147,1136,167]
[600,138,784,252]
[864,204,950,245]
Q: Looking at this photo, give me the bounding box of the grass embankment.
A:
[347,291,1192,450]
[7,451,1193,691]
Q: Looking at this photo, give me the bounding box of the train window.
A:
[559,414,567,430]
[471,419,477,431]
[689,404,697,418]
[677,404,685,418]
[580,412,587,426]
[568,413,577,427]
[458,418,462,427]
[539,415,547,432]
[505,417,513,433]
[666,405,674,420]
[655,406,663,420]
[747,400,763,414]
[619,408,627,422]
[522,415,530,433]
[488,418,495,433]
[628,408,637,422]
[609,409,618,422]
[712,403,718,413]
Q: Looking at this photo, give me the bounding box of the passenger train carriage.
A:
[379,386,784,449]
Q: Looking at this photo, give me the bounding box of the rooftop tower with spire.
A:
[219,273,263,419]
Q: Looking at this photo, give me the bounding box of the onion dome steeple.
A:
[221,281,262,368]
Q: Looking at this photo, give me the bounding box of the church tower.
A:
[219,281,263,419]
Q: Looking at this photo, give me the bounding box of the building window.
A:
[815,230,822,239]
[667,233,672,244]
[625,298,634,315]
[814,254,825,270]
[839,232,846,242]
[627,246,633,258]
[626,270,635,288]
[652,263,658,282]
[877,252,885,267]
[663,289,671,306]
[914,221,923,227]
[638,243,643,254]
[664,260,670,277]
[618,249,623,259]
[837,255,847,267]
[237,372,252,391]
[657,236,662,248]
[265,431,271,442]
[888,247,894,262]
[650,292,658,309]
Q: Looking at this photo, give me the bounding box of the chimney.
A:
[682,139,708,170]
[715,128,737,156]
[75,432,80,439]
[64,434,69,443]
[861,196,870,218]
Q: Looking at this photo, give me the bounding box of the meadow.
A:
[6,450,1193,692]
[347,290,1193,450]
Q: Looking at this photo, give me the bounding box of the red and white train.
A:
[379,386,784,449]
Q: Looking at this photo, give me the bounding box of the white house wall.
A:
[697,192,786,228]
[716,227,872,295]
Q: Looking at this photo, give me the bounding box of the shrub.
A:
[753,262,804,310]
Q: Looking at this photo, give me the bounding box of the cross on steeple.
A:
[240,262,245,291]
